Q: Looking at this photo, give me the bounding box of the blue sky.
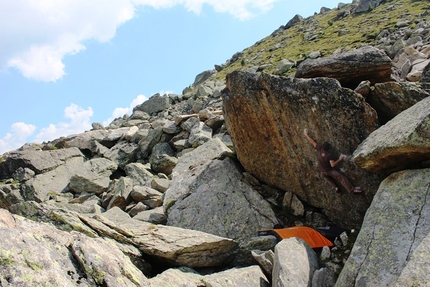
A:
[0,0,344,154]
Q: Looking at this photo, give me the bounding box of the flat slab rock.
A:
[353,96,430,173]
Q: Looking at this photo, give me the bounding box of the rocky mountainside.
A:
[1,0,430,286]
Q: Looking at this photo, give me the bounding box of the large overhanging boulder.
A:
[336,168,430,286]
[295,46,392,88]
[353,96,430,174]
[222,71,382,227]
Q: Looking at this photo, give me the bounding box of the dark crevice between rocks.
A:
[66,244,91,286]
[110,168,126,180]
[407,182,430,261]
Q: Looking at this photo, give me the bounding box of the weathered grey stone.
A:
[167,158,278,245]
[0,147,83,179]
[12,167,35,182]
[22,156,85,202]
[274,59,295,74]
[336,169,430,287]
[193,69,216,86]
[139,127,164,159]
[133,93,171,116]
[312,267,336,287]
[222,71,381,227]
[107,177,134,210]
[272,238,319,287]
[251,250,275,277]
[354,0,384,13]
[102,141,140,169]
[133,206,166,224]
[150,177,170,193]
[124,162,154,187]
[128,202,148,217]
[69,158,117,194]
[285,14,303,29]
[295,46,392,88]
[163,138,233,212]
[70,232,150,286]
[367,81,429,123]
[149,142,178,175]
[0,183,24,208]
[202,266,270,287]
[282,191,305,216]
[188,122,212,147]
[96,207,238,268]
[0,210,96,286]
[130,186,163,209]
[353,96,430,173]
[162,121,182,134]
[149,267,203,287]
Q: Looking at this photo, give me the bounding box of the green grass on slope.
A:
[216,0,430,80]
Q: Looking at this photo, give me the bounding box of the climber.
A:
[304,128,362,194]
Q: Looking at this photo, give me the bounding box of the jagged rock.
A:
[21,156,85,202]
[251,249,275,276]
[102,141,140,169]
[69,158,117,194]
[353,96,430,173]
[336,169,430,287]
[193,70,217,86]
[0,208,150,286]
[205,115,224,131]
[133,93,171,116]
[0,183,23,208]
[107,177,134,210]
[163,138,233,212]
[133,206,166,224]
[162,120,182,134]
[139,127,164,159]
[149,267,203,286]
[420,62,430,92]
[222,71,381,227]
[282,191,305,216]
[274,59,295,75]
[272,237,319,287]
[312,267,337,287]
[202,266,270,287]
[354,0,384,13]
[128,202,148,217]
[188,122,213,147]
[167,157,278,245]
[150,177,170,193]
[295,46,392,88]
[149,142,178,175]
[53,129,109,151]
[0,147,83,179]
[124,162,154,186]
[130,186,163,209]
[285,14,303,29]
[367,81,429,123]
[12,167,35,181]
[97,207,238,268]
[354,80,371,98]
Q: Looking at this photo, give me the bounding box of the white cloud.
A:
[0,122,36,155]
[0,0,276,81]
[103,94,149,126]
[34,103,93,143]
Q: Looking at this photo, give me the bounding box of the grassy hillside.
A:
[216,0,430,80]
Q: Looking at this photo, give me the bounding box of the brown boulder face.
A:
[222,71,382,227]
[295,46,392,88]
